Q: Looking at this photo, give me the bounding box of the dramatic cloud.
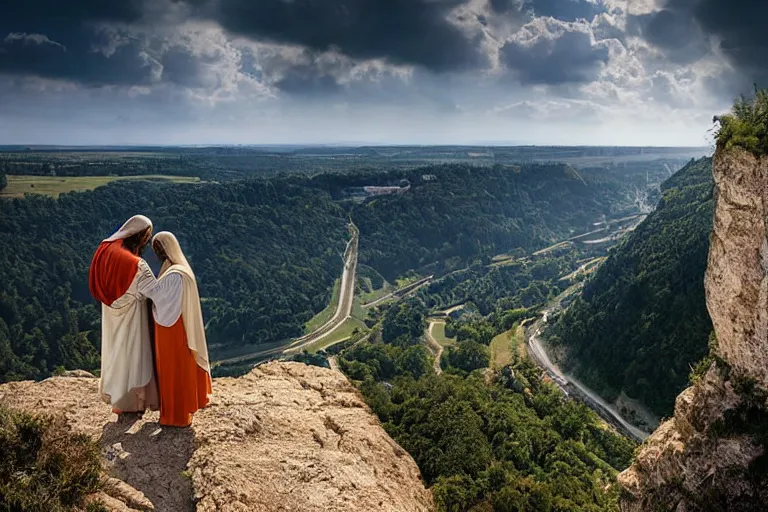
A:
[0,0,762,145]
[634,0,768,83]
[0,1,154,85]
[501,18,609,85]
[527,0,605,21]
[197,0,488,72]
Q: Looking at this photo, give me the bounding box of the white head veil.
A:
[153,231,192,278]
[151,231,210,373]
[105,215,153,242]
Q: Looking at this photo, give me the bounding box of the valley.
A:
[0,146,714,512]
[3,3,767,509]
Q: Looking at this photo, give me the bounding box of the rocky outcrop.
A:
[0,362,434,512]
[618,148,768,511]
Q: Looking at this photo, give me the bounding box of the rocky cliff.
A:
[0,362,434,512]
[618,148,768,511]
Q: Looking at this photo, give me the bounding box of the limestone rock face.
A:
[618,148,768,511]
[706,149,768,387]
[0,362,434,512]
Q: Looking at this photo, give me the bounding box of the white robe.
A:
[99,259,160,411]
[149,267,211,374]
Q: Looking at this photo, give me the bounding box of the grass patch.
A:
[430,321,456,347]
[490,324,524,370]
[305,317,367,354]
[0,405,103,511]
[359,282,392,304]
[394,274,424,288]
[304,279,340,334]
[0,174,201,198]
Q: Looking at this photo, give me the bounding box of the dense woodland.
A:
[345,164,634,280]
[339,297,636,512]
[417,252,577,316]
[550,158,714,416]
[0,158,646,383]
[0,179,347,381]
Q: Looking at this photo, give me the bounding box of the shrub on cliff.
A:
[715,88,768,156]
[0,405,103,511]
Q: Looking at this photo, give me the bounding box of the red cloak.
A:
[89,241,140,305]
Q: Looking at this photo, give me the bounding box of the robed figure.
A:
[89,215,159,413]
[151,232,212,427]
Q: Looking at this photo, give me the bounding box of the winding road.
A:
[214,222,359,366]
[215,214,652,444]
[525,286,649,442]
[285,223,359,354]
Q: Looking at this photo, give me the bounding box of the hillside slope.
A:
[619,145,768,511]
[550,158,714,417]
[0,362,434,512]
[346,163,634,280]
[1,163,639,384]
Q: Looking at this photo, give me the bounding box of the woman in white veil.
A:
[146,231,211,427]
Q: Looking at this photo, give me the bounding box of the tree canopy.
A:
[550,157,714,416]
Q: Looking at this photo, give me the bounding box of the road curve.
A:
[525,287,649,442]
[286,223,359,354]
[213,223,359,367]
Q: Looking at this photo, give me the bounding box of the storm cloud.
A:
[501,19,610,85]
[527,0,605,22]
[635,0,768,83]
[0,0,765,145]
[203,0,487,72]
[0,1,156,85]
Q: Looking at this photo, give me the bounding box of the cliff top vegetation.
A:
[715,88,768,156]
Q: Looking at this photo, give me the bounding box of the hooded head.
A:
[152,231,193,278]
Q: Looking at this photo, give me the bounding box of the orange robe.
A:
[155,317,212,427]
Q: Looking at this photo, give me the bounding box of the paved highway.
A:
[525,286,649,442]
[214,222,358,366]
[286,223,359,354]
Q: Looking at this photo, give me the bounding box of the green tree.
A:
[446,341,490,373]
[396,345,431,379]
[551,157,714,416]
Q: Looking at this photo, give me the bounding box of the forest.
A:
[346,163,640,280]
[2,143,703,387]
[0,157,650,383]
[0,179,348,381]
[416,251,577,316]
[338,293,636,512]
[549,157,714,417]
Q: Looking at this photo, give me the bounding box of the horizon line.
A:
[0,143,713,150]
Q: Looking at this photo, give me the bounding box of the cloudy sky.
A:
[0,0,761,146]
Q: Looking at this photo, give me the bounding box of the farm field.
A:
[429,320,456,347]
[0,174,201,198]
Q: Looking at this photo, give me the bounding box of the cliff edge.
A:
[0,362,434,512]
[618,148,768,511]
